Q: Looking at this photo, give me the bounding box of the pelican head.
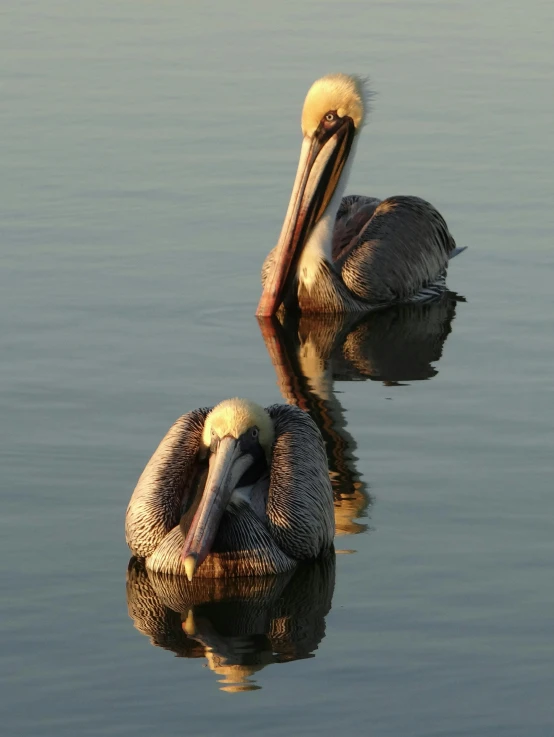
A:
[181,399,274,581]
[257,73,368,316]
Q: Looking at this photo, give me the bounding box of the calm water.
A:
[2,1,553,734]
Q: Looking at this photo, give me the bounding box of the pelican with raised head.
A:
[257,73,465,315]
[126,399,334,580]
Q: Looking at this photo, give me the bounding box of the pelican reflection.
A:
[258,296,460,535]
[126,555,335,692]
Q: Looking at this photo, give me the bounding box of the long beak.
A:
[181,436,253,581]
[256,119,355,316]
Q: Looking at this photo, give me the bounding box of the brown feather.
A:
[337,195,456,304]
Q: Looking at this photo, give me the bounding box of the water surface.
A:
[1,1,553,735]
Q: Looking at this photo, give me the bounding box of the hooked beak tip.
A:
[183,553,197,582]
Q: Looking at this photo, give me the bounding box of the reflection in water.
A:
[258,297,460,536]
[126,556,335,692]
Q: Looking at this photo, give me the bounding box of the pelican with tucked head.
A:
[257,73,465,315]
[126,399,335,579]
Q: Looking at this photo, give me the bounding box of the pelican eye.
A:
[210,428,217,439]
[251,427,259,439]
[325,112,336,122]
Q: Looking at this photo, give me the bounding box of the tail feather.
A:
[449,246,467,259]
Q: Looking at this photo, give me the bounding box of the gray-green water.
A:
[2,1,553,734]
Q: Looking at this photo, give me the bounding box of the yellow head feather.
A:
[202,398,274,459]
[301,73,368,136]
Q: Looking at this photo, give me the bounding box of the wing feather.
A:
[125,408,211,558]
[337,195,456,304]
[266,405,335,559]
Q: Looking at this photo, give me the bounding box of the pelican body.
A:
[257,74,465,316]
[126,399,335,580]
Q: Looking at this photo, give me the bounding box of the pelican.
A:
[126,398,334,580]
[257,73,465,315]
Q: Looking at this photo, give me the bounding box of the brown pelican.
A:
[125,398,334,580]
[257,73,465,315]
[126,555,335,692]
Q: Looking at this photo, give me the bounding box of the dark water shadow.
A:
[258,296,460,539]
[126,555,335,692]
